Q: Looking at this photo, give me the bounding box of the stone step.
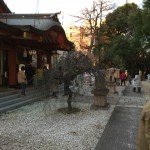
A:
[0,96,23,108]
[0,90,18,98]
[0,96,42,114]
[0,92,42,108]
[0,84,93,115]
[0,87,38,103]
[0,93,19,103]
[0,87,44,115]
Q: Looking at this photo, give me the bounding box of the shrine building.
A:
[0,0,73,87]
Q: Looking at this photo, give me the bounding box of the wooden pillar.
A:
[8,50,17,88]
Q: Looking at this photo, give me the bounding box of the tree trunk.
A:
[67,90,72,113]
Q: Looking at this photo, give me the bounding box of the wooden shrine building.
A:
[0,0,73,87]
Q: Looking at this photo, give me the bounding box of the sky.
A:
[4,0,143,28]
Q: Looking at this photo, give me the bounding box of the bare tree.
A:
[55,50,108,112]
[34,50,109,114]
[72,0,113,56]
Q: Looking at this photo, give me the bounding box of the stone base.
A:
[106,81,116,94]
[93,94,107,106]
[90,103,110,110]
[92,88,109,107]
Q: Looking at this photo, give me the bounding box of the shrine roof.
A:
[0,13,62,32]
[0,13,74,51]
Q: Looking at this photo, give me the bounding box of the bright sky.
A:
[4,0,143,28]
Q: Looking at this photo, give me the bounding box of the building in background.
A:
[65,25,91,55]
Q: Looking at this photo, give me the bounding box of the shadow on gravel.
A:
[123,85,143,97]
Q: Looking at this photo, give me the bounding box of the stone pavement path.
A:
[95,83,148,150]
[95,106,141,150]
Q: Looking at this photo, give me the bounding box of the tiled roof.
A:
[0,21,21,34]
[0,13,62,31]
[0,13,74,50]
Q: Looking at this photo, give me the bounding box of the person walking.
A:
[120,71,126,86]
[137,100,150,150]
[17,66,27,96]
[132,71,142,93]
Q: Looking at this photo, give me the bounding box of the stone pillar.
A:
[92,88,109,107]
[91,70,109,108]
[106,81,116,94]
[8,50,17,88]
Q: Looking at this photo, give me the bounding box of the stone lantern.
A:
[92,69,109,108]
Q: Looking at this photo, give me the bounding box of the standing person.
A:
[36,66,43,87]
[137,100,150,150]
[43,66,49,90]
[139,69,142,80]
[17,66,27,96]
[147,73,150,83]
[25,62,35,85]
[120,71,126,86]
[132,71,142,93]
[43,66,49,82]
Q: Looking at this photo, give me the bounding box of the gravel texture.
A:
[0,99,115,150]
[1,81,148,150]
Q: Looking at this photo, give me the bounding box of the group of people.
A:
[119,70,150,149]
[120,70,142,93]
[17,63,73,98]
[17,64,48,96]
[17,63,36,96]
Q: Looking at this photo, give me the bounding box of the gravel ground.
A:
[0,81,149,150]
[0,99,115,150]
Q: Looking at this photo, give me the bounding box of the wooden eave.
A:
[0,12,74,51]
[0,34,69,51]
[0,21,22,35]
